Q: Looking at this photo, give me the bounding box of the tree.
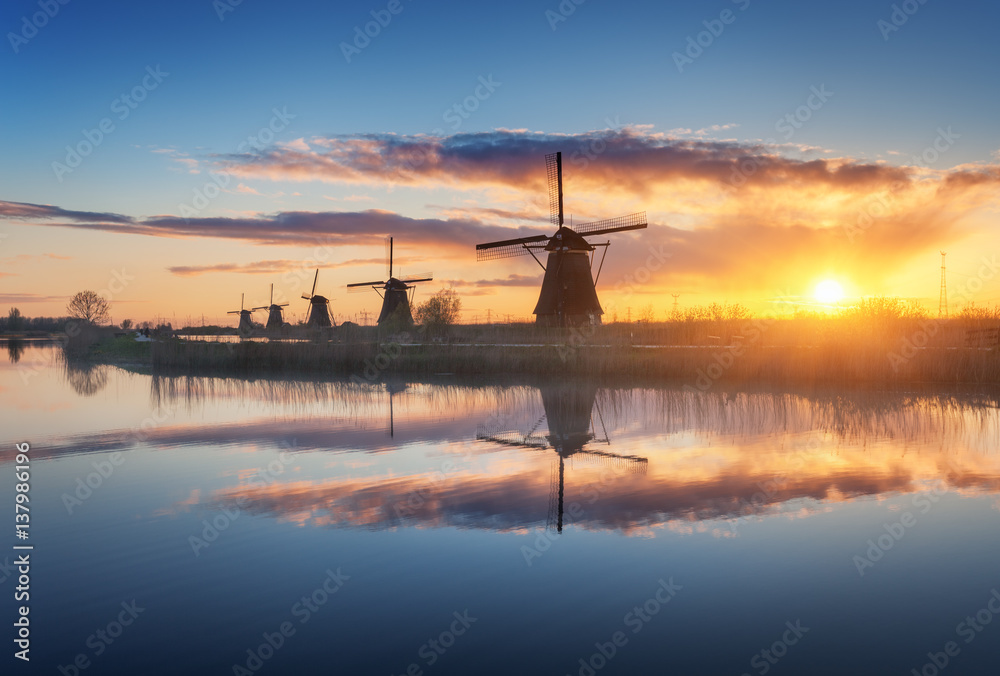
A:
[120,319,133,331]
[67,290,110,325]
[416,289,461,329]
[7,307,24,331]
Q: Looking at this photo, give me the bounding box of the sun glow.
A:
[814,279,844,304]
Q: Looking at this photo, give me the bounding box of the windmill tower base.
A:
[306,297,333,328]
[533,248,603,327]
[378,287,415,326]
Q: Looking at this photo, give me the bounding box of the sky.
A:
[1,0,999,325]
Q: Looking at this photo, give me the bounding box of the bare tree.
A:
[67,290,111,325]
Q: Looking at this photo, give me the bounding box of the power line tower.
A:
[671,293,680,315]
[938,251,948,318]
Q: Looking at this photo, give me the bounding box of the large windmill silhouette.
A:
[347,237,433,326]
[252,283,289,330]
[301,270,334,328]
[476,152,648,327]
[227,294,256,335]
[477,384,647,532]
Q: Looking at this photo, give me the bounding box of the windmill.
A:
[476,383,647,532]
[227,294,256,335]
[476,152,648,327]
[346,237,433,326]
[252,283,290,330]
[301,270,333,328]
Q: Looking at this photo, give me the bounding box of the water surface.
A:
[2,343,999,675]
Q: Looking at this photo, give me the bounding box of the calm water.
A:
[2,343,1000,675]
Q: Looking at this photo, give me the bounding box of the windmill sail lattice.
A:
[476,152,648,326]
[347,237,433,326]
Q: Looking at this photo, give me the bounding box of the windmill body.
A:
[347,237,432,327]
[252,284,290,330]
[301,270,333,328]
[227,294,256,335]
[476,152,648,327]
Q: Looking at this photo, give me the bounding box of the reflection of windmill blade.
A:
[546,151,564,227]
[475,425,550,450]
[475,235,550,261]
[576,212,648,237]
[572,449,649,473]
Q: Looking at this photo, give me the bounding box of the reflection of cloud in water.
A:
[14,372,1000,535]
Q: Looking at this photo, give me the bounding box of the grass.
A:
[68,301,1000,387]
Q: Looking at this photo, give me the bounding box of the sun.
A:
[814,279,845,304]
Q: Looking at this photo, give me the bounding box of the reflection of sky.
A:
[5,344,1000,674]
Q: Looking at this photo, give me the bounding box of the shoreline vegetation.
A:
[8,299,998,388]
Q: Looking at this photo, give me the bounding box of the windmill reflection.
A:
[478,383,647,532]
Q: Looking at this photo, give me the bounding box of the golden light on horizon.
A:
[814,279,845,304]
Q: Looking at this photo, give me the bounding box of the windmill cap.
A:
[546,226,594,252]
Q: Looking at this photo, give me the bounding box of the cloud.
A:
[0,293,66,303]
[167,256,420,277]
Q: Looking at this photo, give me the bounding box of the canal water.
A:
[2,342,999,675]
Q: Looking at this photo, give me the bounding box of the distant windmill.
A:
[227,294,255,334]
[252,283,290,330]
[301,270,333,328]
[346,237,433,326]
[476,152,648,327]
[477,384,647,532]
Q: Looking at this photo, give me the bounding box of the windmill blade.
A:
[546,152,564,227]
[347,280,387,288]
[386,236,393,279]
[301,293,313,300]
[310,269,319,297]
[251,306,269,311]
[476,234,550,261]
[277,303,289,307]
[576,212,647,237]
[401,273,433,283]
[227,310,241,315]
[269,283,274,305]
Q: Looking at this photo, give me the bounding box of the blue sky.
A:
[2,0,999,323]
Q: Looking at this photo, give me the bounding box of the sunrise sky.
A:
[2,0,999,325]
